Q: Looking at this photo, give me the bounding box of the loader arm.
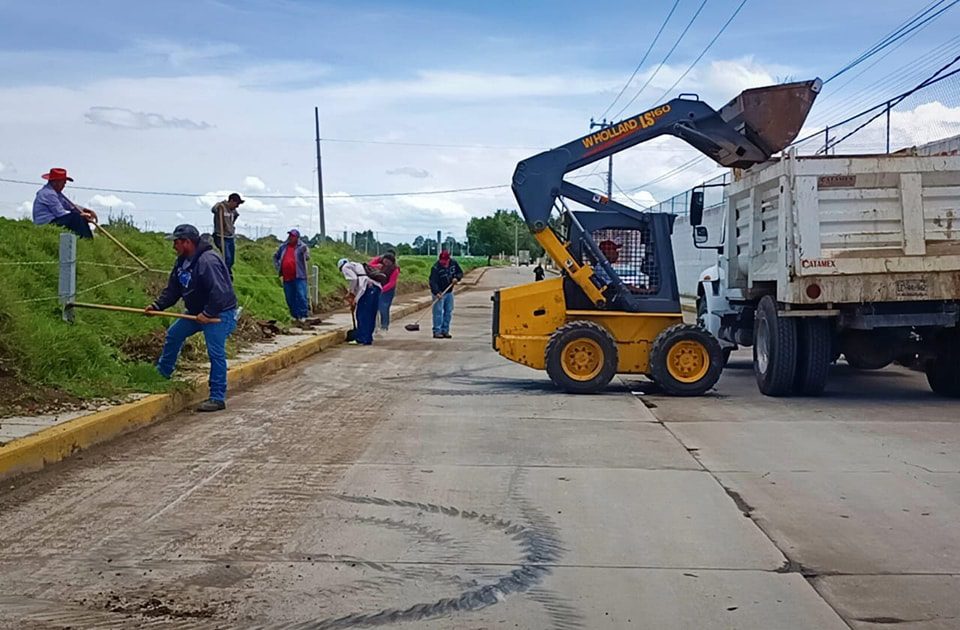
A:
[512,79,821,308]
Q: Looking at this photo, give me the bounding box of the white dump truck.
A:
[692,149,960,397]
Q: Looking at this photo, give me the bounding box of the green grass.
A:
[0,218,488,403]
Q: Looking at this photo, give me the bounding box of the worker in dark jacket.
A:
[273,229,311,322]
[146,224,239,412]
[428,250,463,339]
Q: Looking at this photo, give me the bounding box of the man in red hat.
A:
[32,168,98,239]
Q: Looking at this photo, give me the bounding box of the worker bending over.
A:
[146,224,238,412]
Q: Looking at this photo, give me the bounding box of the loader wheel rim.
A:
[561,338,604,382]
[666,340,710,384]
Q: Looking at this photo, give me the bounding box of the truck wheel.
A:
[545,321,618,394]
[794,318,832,396]
[753,295,797,396]
[649,324,723,396]
[925,330,960,398]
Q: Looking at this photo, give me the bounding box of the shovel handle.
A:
[93,223,152,270]
[68,302,220,323]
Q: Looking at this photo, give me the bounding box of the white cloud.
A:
[242,175,267,192]
[136,40,242,67]
[84,106,212,130]
[387,166,431,178]
[86,193,136,211]
[288,197,313,208]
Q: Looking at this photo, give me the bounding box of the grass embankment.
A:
[0,217,487,413]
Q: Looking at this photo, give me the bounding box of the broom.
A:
[345,305,358,342]
[405,282,455,332]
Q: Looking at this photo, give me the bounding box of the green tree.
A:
[466,209,543,258]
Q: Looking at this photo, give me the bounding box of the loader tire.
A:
[925,329,960,398]
[794,318,832,396]
[649,324,723,396]
[753,295,797,397]
[545,321,618,394]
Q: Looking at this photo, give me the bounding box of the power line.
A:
[650,0,749,106]
[824,0,959,83]
[598,0,682,120]
[321,137,548,151]
[0,176,510,199]
[612,0,710,120]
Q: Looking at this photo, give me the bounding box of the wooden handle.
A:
[68,302,220,323]
[94,224,152,270]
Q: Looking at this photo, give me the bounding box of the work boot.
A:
[433,332,443,339]
[442,333,452,339]
[197,399,226,412]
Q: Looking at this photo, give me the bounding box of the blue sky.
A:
[1,0,958,240]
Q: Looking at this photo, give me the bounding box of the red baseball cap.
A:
[41,168,73,182]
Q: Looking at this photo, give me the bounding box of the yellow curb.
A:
[0,285,449,482]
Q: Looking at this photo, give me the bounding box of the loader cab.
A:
[563,210,681,314]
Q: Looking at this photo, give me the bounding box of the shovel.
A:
[345,306,358,342]
[405,282,455,332]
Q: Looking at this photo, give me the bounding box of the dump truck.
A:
[692,149,960,397]
[492,79,821,395]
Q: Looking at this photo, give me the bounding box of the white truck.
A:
[692,149,960,397]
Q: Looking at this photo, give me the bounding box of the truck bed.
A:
[724,153,960,304]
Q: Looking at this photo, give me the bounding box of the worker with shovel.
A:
[146,224,238,412]
[32,168,98,238]
[212,193,243,275]
[337,258,382,345]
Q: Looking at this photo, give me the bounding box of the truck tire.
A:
[794,318,832,396]
[841,331,896,370]
[649,324,723,396]
[925,329,960,398]
[753,295,798,396]
[545,321,618,394]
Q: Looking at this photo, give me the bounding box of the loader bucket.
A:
[719,78,822,155]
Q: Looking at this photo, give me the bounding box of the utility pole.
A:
[314,107,326,241]
[589,118,614,198]
[514,222,519,265]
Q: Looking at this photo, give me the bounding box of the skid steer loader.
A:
[493,79,821,394]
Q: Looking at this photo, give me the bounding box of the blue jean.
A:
[355,285,381,345]
[378,288,396,330]
[157,309,237,402]
[216,236,235,272]
[432,291,454,335]
[283,278,310,319]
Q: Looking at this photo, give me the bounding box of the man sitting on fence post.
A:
[32,168,98,238]
[146,224,239,412]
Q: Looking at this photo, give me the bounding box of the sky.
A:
[0,0,958,243]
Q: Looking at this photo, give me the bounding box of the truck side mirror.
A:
[693,225,709,245]
[689,189,705,226]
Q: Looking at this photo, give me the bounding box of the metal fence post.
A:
[59,233,77,322]
[310,264,320,311]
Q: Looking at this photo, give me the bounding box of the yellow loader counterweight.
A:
[493,79,822,394]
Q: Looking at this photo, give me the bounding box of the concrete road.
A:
[0,266,848,629]
[640,351,960,629]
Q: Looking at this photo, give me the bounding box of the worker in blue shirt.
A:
[32,168,98,238]
[146,224,239,412]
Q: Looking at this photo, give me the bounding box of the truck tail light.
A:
[806,283,822,300]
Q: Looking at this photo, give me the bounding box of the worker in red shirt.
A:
[273,229,311,323]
